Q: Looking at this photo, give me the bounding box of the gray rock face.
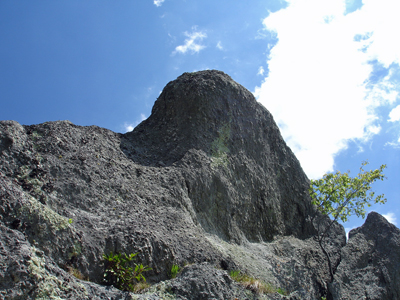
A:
[330,212,400,300]
[0,193,131,300]
[123,70,315,243]
[0,70,397,299]
[0,119,226,286]
[166,262,247,300]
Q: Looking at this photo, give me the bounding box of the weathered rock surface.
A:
[164,262,248,300]
[123,70,315,243]
[329,212,400,300]
[0,70,398,299]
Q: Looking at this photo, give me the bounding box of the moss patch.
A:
[20,196,70,231]
[28,247,88,299]
[211,123,231,169]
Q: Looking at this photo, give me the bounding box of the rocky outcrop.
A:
[123,70,315,243]
[0,220,131,300]
[329,212,400,300]
[0,70,398,299]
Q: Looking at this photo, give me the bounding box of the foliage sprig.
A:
[169,264,181,279]
[310,161,387,224]
[103,252,152,292]
[309,161,387,283]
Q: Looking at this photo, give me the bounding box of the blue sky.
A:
[1,0,399,232]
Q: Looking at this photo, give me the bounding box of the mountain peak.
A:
[124,70,282,167]
[123,70,315,242]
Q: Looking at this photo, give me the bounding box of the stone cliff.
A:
[1,70,399,299]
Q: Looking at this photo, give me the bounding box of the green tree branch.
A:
[309,161,387,283]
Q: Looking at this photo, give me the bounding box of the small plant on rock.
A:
[277,287,288,296]
[66,266,89,281]
[103,251,152,292]
[169,264,181,279]
[229,270,287,295]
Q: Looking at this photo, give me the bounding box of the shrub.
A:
[103,252,152,292]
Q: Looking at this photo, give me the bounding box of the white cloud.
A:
[216,41,223,50]
[389,105,400,122]
[255,0,400,179]
[123,113,147,132]
[352,0,400,68]
[383,212,397,225]
[345,226,357,240]
[385,137,400,148]
[124,123,135,133]
[153,0,165,7]
[173,27,207,55]
[257,66,265,76]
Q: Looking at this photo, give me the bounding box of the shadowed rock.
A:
[330,212,400,300]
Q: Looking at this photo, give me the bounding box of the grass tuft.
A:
[132,281,151,293]
[66,266,89,281]
[229,270,288,295]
